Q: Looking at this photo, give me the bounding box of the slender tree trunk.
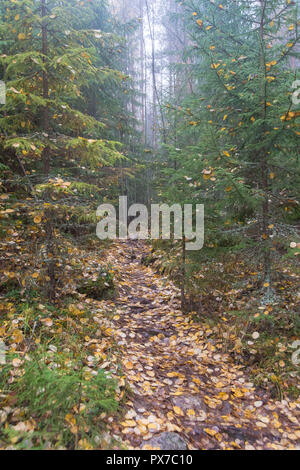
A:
[44,204,56,301]
[181,237,186,312]
[139,0,145,143]
[41,0,56,300]
[41,0,50,175]
[259,0,271,286]
[145,0,166,145]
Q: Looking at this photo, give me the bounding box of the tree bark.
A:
[181,237,186,312]
[145,0,167,145]
[41,0,50,176]
[259,0,271,285]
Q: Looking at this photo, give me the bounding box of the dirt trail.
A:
[104,241,300,450]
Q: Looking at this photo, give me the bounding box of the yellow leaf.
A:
[215,382,225,388]
[205,428,217,437]
[167,372,179,377]
[147,370,155,377]
[12,329,24,344]
[218,392,229,400]
[121,420,136,427]
[173,406,184,416]
[65,414,76,426]
[124,361,133,369]
[148,423,159,431]
[43,318,53,327]
[78,439,93,450]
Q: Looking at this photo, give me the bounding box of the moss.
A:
[287,385,300,400]
[0,278,20,294]
[141,253,157,267]
[78,269,115,300]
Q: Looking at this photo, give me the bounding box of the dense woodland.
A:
[0,0,299,451]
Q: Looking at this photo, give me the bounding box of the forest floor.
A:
[0,238,299,450]
[102,241,300,450]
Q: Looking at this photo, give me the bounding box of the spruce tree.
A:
[0,0,128,300]
[161,0,299,302]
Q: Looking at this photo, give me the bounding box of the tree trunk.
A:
[181,237,186,312]
[41,1,55,301]
[44,204,57,302]
[41,0,50,176]
[259,0,271,286]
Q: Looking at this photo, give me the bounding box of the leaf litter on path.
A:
[101,241,300,450]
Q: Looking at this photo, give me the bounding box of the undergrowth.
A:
[147,238,300,399]
[0,350,118,449]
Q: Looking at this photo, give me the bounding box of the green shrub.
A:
[0,352,118,449]
[78,266,115,300]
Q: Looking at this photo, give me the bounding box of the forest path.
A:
[104,241,299,450]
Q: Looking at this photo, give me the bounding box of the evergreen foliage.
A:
[159,0,300,302]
